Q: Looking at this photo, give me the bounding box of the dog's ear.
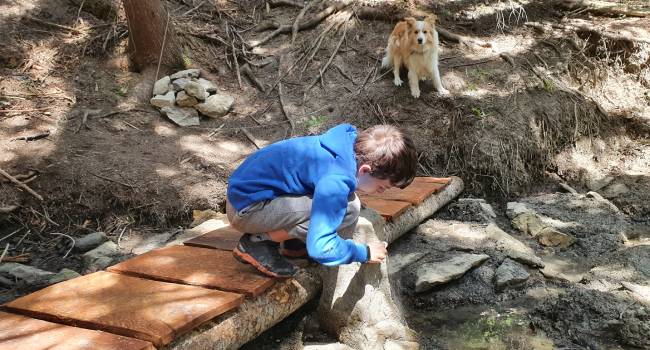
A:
[404,17,417,28]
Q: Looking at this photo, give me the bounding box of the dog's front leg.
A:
[392,56,403,86]
[432,31,449,95]
[408,70,420,98]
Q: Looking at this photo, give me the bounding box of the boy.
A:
[227,123,418,277]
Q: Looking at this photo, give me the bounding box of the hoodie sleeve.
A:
[305,174,369,266]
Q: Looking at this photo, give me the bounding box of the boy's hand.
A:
[367,242,388,264]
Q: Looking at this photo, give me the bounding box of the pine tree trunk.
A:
[122,0,183,71]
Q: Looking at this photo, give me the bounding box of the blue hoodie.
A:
[227,124,368,265]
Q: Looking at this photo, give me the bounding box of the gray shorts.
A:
[226,193,361,241]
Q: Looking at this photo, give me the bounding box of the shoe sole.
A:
[233,247,293,279]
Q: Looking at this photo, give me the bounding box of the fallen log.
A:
[165,177,464,349]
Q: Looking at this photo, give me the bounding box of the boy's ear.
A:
[357,164,372,176]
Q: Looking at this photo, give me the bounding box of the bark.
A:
[122,0,183,71]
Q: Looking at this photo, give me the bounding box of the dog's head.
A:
[403,16,436,49]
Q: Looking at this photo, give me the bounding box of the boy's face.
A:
[356,164,394,194]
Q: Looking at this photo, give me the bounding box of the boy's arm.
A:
[306,175,369,266]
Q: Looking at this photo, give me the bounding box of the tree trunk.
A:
[122,0,183,71]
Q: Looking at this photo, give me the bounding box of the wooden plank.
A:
[363,177,450,205]
[2,271,243,347]
[184,225,242,251]
[108,245,274,297]
[0,311,155,350]
[359,196,412,220]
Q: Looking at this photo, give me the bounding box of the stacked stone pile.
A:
[150,69,234,127]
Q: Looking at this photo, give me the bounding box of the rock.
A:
[153,75,171,96]
[511,212,546,237]
[536,227,576,247]
[0,263,54,284]
[47,268,81,285]
[494,258,530,291]
[150,90,175,108]
[601,182,630,199]
[621,281,650,304]
[170,68,200,80]
[197,78,218,93]
[506,202,531,218]
[414,253,489,293]
[540,255,587,283]
[388,252,427,275]
[132,231,177,255]
[73,231,107,253]
[161,106,200,127]
[176,91,198,107]
[0,275,14,287]
[447,198,497,223]
[195,94,234,118]
[586,176,614,191]
[485,224,544,268]
[82,241,121,272]
[172,77,192,91]
[183,81,207,101]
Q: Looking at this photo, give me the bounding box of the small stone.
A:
[172,77,192,91]
[195,94,234,118]
[197,78,218,93]
[0,275,14,288]
[0,263,54,284]
[540,255,587,283]
[73,231,107,253]
[494,258,530,291]
[536,227,576,247]
[414,253,489,293]
[132,231,177,255]
[388,252,427,275]
[511,212,546,237]
[485,224,545,268]
[150,90,175,108]
[183,81,207,101]
[170,68,200,80]
[47,268,81,285]
[384,339,420,350]
[176,91,199,107]
[153,75,171,96]
[82,241,121,272]
[506,202,531,218]
[166,216,230,247]
[161,106,200,127]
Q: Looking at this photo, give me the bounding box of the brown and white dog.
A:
[381,16,448,98]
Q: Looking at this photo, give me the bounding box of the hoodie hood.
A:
[319,123,357,162]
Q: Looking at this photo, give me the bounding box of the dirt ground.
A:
[1,0,649,349]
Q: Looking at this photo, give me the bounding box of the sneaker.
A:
[233,234,299,278]
[280,239,308,258]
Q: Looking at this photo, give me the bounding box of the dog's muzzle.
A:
[417,38,423,44]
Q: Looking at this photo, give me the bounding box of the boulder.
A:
[176,91,198,107]
[170,69,200,80]
[511,212,546,237]
[388,252,427,275]
[586,176,614,191]
[184,81,207,101]
[82,241,122,273]
[153,75,171,96]
[601,182,630,198]
[414,253,490,293]
[161,106,200,127]
[150,90,175,108]
[197,78,218,93]
[494,258,530,291]
[0,263,54,284]
[485,224,545,268]
[506,202,531,218]
[536,227,576,247]
[73,231,107,253]
[195,94,234,118]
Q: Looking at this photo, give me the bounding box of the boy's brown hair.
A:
[354,125,418,189]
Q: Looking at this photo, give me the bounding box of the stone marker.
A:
[414,253,489,293]
[152,75,171,96]
[387,252,427,275]
[150,90,175,108]
[195,94,234,118]
[161,106,200,127]
[172,77,192,91]
[0,263,54,284]
[170,68,200,80]
[183,81,207,101]
[494,258,530,291]
[197,77,218,93]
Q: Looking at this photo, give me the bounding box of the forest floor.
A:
[0,0,649,349]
